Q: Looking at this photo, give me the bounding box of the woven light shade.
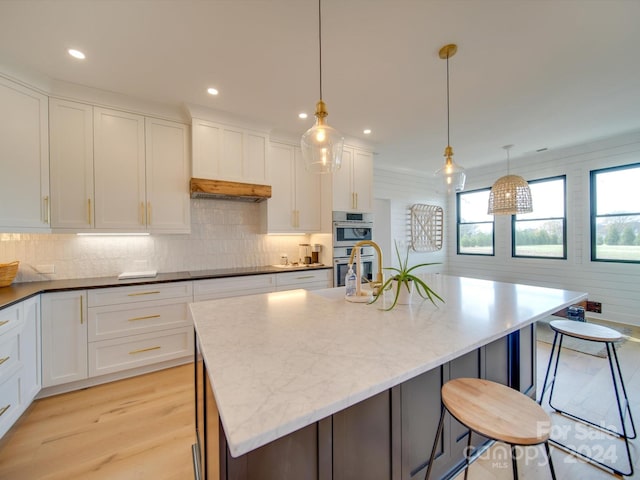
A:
[487,174,533,215]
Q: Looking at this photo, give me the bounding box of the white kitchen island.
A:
[190,274,587,480]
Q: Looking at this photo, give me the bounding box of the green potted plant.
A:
[370,241,444,310]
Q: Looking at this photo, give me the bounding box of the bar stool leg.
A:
[425,406,446,480]
[510,445,518,479]
[547,334,566,411]
[538,331,561,405]
[544,441,557,480]
[463,431,472,480]
[609,343,637,439]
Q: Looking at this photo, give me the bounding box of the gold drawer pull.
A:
[128,314,161,322]
[0,320,9,327]
[296,275,315,280]
[0,356,9,366]
[129,346,161,355]
[127,291,160,297]
[0,405,10,417]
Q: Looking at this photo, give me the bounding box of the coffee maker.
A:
[311,244,322,264]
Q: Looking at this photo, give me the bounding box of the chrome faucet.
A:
[348,240,383,294]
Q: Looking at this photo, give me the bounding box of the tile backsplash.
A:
[1,200,323,283]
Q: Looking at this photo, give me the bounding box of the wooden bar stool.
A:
[425,378,556,480]
[538,319,636,476]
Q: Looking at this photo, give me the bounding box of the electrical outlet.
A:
[586,301,602,313]
[35,264,55,274]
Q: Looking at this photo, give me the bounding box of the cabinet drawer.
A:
[88,299,191,341]
[193,274,275,301]
[276,269,332,287]
[88,281,193,307]
[0,303,22,337]
[88,327,193,377]
[0,331,20,382]
[0,372,20,438]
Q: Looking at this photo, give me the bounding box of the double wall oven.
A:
[332,211,375,287]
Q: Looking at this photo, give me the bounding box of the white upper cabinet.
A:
[192,118,267,184]
[267,142,321,233]
[0,76,50,232]
[94,107,147,231]
[144,117,190,233]
[49,98,94,229]
[50,101,190,233]
[332,145,373,213]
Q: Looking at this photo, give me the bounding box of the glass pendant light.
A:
[301,0,344,174]
[487,145,533,215]
[434,44,466,193]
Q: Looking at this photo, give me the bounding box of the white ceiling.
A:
[1,0,639,174]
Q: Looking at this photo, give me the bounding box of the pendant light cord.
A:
[446,54,450,147]
[318,0,323,101]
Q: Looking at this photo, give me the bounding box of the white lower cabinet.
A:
[275,269,332,291]
[41,291,88,387]
[193,274,276,301]
[0,296,41,438]
[89,328,192,377]
[87,282,193,378]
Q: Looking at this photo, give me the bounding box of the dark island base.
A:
[195,324,536,480]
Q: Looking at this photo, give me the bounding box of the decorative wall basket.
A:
[409,204,443,252]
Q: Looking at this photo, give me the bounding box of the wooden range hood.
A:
[189,178,271,203]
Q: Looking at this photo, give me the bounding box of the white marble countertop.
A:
[190,274,587,458]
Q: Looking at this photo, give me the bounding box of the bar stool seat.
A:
[426,378,556,479]
[539,319,636,477]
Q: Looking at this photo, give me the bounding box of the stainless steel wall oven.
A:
[332,212,375,287]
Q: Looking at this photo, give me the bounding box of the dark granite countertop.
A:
[0,264,332,310]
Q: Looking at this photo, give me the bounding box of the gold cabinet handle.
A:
[127,291,160,297]
[0,356,9,366]
[147,201,151,225]
[296,275,315,280]
[129,346,161,355]
[0,405,10,417]
[355,192,358,209]
[128,314,161,322]
[87,198,92,225]
[140,202,145,225]
[80,295,84,325]
[0,320,9,328]
[44,196,50,224]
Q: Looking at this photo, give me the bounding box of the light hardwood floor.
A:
[0,364,195,480]
[2,325,640,479]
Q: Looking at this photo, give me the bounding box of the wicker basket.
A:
[0,261,19,287]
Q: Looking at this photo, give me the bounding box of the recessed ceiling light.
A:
[68,49,85,60]
[363,129,372,135]
[298,113,308,119]
[207,87,219,96]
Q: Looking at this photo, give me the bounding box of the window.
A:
[591,163,640,263]
[457,188,494,255]
[512,176,566,259]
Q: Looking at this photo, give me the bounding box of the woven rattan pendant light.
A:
[487,145,533,215]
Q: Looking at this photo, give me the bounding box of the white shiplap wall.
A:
[445,130,640,326]
[373,168,446,272]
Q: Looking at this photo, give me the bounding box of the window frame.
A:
[456,187,495,256]
[590,162,640,264]
[511,175,567,260]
